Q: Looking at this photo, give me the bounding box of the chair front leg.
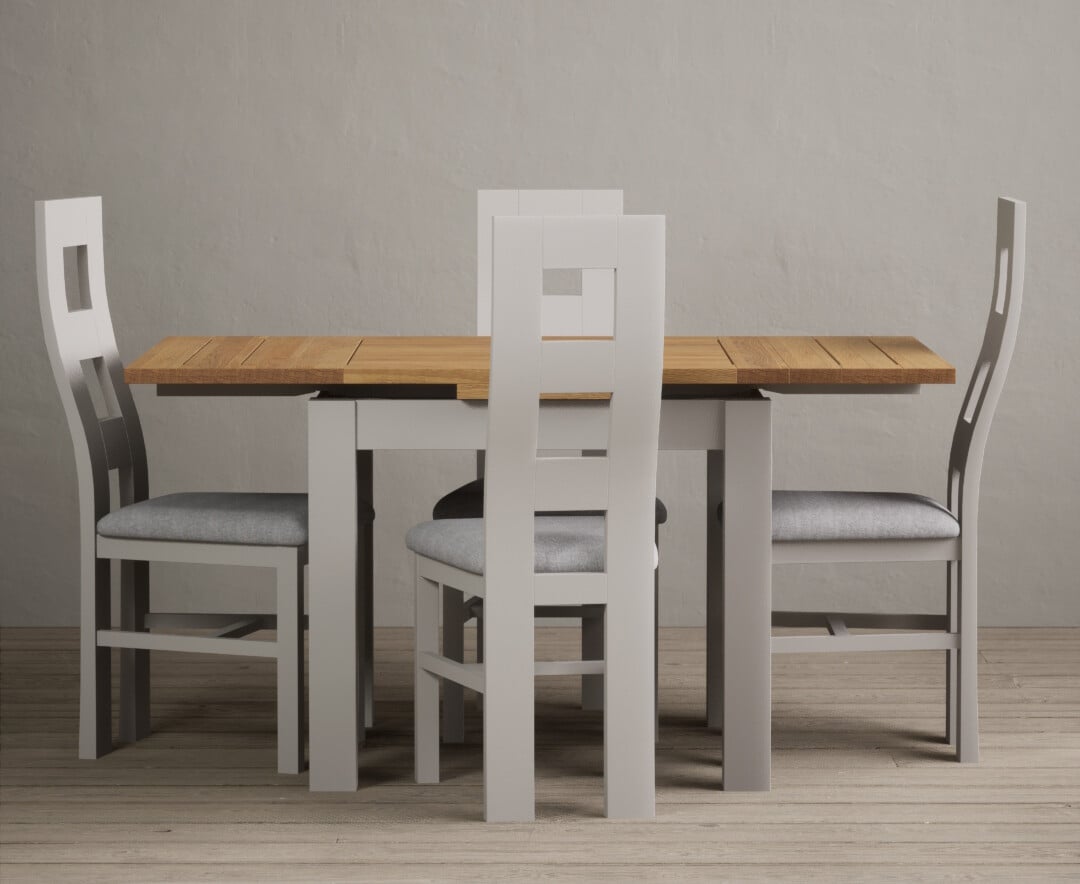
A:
[276,551,306,774]
[415,562,441,783]
[945,560,958,746]
[119,559,151,743]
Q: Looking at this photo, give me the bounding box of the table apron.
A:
[352,398,729,451]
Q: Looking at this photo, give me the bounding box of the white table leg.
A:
[706,448,724,731]
[308,398,361,791]
[721,396,772,791]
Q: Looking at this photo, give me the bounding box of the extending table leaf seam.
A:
[178,337,214,367]
[810,338,844,369]
[237,337,269,367]
[868,338,903,367]
[344,339,365,367]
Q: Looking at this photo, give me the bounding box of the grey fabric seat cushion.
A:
[719,491,959,542]
[433,478,668,524]
[407,515,613,575]
[97,492,371,547]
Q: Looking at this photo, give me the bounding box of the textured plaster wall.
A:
[2,0,1078,627]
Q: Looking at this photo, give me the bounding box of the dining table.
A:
[126,333,954,810]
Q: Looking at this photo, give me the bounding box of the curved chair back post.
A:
[477,189,623,336]
[36,197,150,539]
[947,198,1026,528]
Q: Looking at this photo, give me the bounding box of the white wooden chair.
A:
[36,196,374,774]
[433,189,667,741]
[407,213,666,820]
[719,197,1025,762]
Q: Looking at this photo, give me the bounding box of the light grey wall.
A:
[2,0,1078,628]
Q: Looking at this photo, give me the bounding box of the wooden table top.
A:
[126,335,954,398]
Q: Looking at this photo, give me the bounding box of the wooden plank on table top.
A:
[871,336,955,383]
[344,337,490,386]
[718,336,790,384]
[238,336,363,384]
[124,337,212,382]
[814,336,906,384]
[183,337,266,370]
[765,337,842,384]
[454,337,737,399]
[663,337,738,385]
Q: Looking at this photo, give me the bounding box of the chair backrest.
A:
[477,190,623,336]
[36,197,149,544]
[947,197,1026,525]
[483,213,665,593]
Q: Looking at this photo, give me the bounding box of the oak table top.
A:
[126,335,954,399]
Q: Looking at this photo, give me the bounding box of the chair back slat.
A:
[484,213,665,589]
[947,198,1026,522]
[533,456,611,512]
[36,197,149,536]
[538,340,615,393]
[477,189,623,336]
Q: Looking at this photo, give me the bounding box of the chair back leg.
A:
[945,560,959,745]
[119,559,151,742]
[276,552,306,774]
[441,588,467,743]
[81,555,113,759]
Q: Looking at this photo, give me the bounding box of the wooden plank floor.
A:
[2,627,1078,881]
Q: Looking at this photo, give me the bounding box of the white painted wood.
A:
[354,398,725,451]
[276,556,305,775]
[773,611,948,631]
[539,340,615,392]
[534,659,605,677]
[480,214,544,822]
[417,555,486,598]
[420,651,485,694]
[720,397,773,791]
[946,559,958,746]
[517,189,585,215]
[581,189,624,214]
[581,610,604,710]
[142,613,277,630]
[414,570,441,783]
[96,537,300,569]
[705,449,724,731]
[533,572,608,606]
[411,213,665,820]
[96,630,278,657]
[533,456,610,511]
[357,450,375,730]
[772,632,960,654]
[741,198,1027,769]
[771,538,961,565]
[37,197,314,775]
[542,215,619,270]
[476,190,622,335]
[307,398,360,790]
[441,587,466,744]
[599,214,665,819]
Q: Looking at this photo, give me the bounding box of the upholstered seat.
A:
[98,492,342,547]
[766,491,959,542]
[433,478,668,524]
[407,515,607,575]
